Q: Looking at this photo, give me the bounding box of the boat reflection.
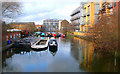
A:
[31,47,48,52]
[49,47,58,56]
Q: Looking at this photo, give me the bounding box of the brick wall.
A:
[6,31,21,40]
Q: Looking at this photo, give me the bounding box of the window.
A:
[17,34,18,36]
[10,35,12,39]
[6,36,8,41]
[114,2,116,7]
[14,34,15,39]
[19,34,21,37]
[114,8,116,14]
[82,27,83,31]
[85,26,86,32]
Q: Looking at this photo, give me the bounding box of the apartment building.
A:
[113,1,120,16]
[80,2,100,32]
[99,1,113,17]
[43,19,59,32]
[73,1,118,36]
[70,6,80,32]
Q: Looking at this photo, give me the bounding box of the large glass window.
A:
[10,35,12,39]
[19,34,21,37]
[82,26,83,31]
[114,2,116,7]
[85,26,86,32]
[14,34,15,39]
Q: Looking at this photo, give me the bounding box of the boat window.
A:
[49,40,57,44]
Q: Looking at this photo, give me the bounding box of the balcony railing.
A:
[99,8,102,11]
[70,16,80,21]
[107,3,113,9]
[80,22,85,25]
[75,27,80,30]
[72,22,80,26]
[75,23,80,25]
[81,11,90,17]
[86,12,90,16]
[70,18,74,21]
[85,21,90,25]
[81,13,86,17]
[80,20,89,25]
[71,10,80,16]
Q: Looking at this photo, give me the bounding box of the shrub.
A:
[88,15,118,52]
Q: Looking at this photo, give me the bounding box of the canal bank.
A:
[67,33,120,58]
[2,43,14,51]
[67,33,93,42]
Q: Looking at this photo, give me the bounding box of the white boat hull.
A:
[31,37,49,50]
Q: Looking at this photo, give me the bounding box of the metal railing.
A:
[80,22,85,25]
[70,16,80,21]
[107,3,113,9]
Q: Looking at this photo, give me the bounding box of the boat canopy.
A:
[41,33,45,35]
[35,32,41,34]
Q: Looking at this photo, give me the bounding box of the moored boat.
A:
[31,37,49,50]
[48,37,58,48]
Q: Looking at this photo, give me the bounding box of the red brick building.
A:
[6,29,21,41]
[8,22,36,32]
[2,29,21,46]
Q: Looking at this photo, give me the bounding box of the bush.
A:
[88,15,118,52]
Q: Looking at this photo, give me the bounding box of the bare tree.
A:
[87,14,118,52]
[2,2,22,43]
[2,2,22,20]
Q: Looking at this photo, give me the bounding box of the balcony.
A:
[70,18,74,21]
[80,20,89,25]
[99,8,102,11]
[86,12,90,16]
[80,22,85,25]
[75,23,80,25]
[72,22,80,26]
[85,21,90,25]
[70,16,80,21]
[75,27,80,30]
[81,13,86,17]
[107,3,113,9]
[71,10,80,16]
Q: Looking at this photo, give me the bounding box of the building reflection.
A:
[72,37,94,71]
[71,37,120,72]
[2,47,31,68]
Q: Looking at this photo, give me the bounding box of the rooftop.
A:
[9,22,35,24]
[7,29,21,32]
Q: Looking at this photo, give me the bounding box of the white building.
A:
[43,19,59,32]
[70,6,80,32]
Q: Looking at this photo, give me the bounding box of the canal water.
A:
[2,36,120,72]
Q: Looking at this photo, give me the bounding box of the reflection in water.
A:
[2,37,120,72]
[2,47,31,69]
[71,37,120,72]
[49,47,58,56]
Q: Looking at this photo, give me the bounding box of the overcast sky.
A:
[2,0,119,25]
[14,0,84,25]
